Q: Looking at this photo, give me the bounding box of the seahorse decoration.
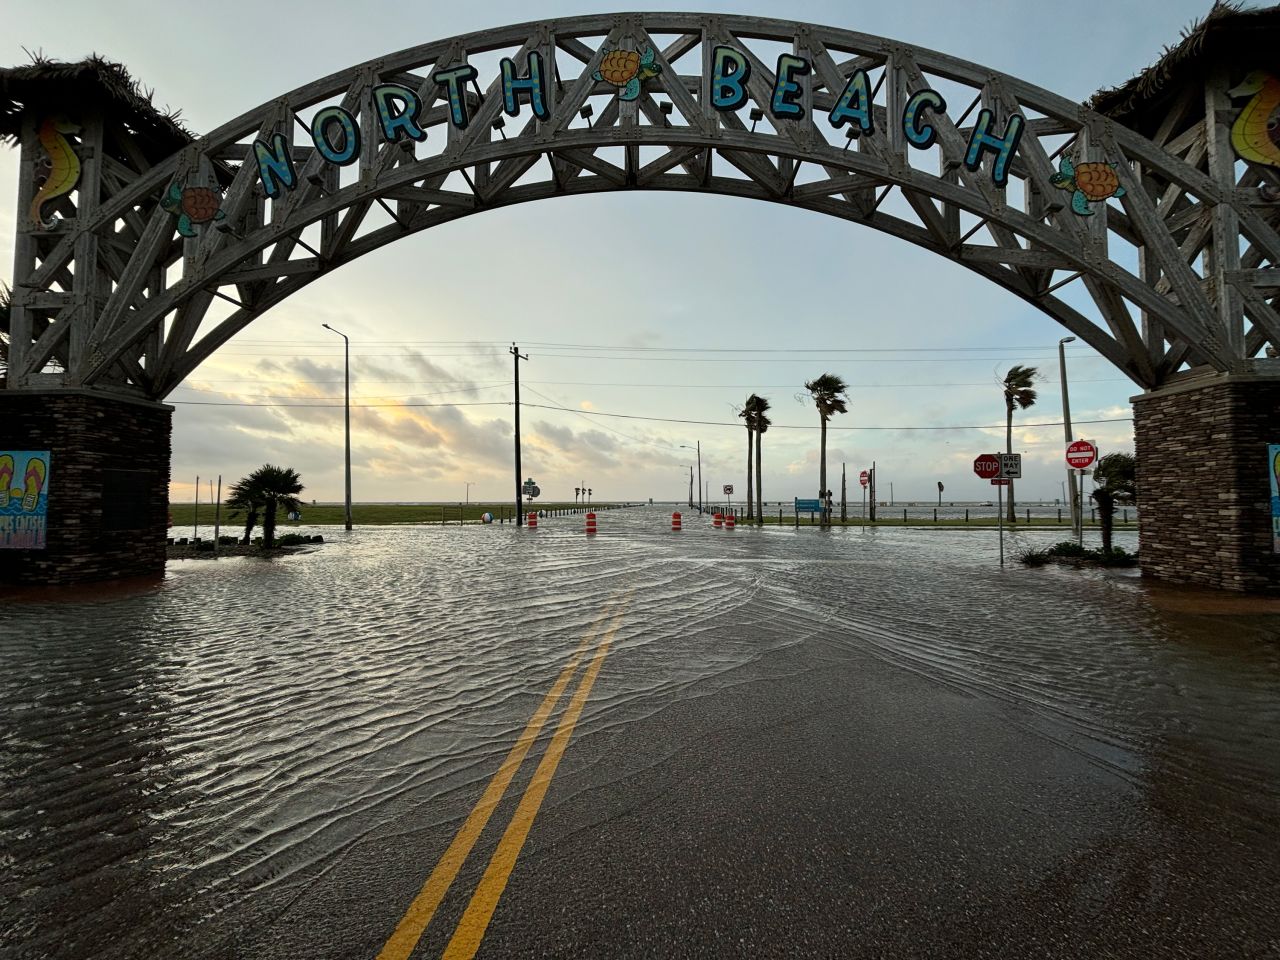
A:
[28,116,82,229]
[1228,71,1280,169]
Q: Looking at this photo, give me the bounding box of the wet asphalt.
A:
[2,508,1278,959]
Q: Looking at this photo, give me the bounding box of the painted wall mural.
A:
[29,116,81,229]
[248,47,1029,199]
[1271,444,1280,555]
[0,451,51,550]
[1229,71,1280,169]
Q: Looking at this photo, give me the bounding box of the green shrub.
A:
[276,533,307,546]
[1016,547,1051,567]
[1046,541,1087,558]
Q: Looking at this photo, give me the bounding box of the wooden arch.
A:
[6,13,1278,399]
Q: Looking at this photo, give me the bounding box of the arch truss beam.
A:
[5,13,1278,398]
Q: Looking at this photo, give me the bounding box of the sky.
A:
[0,0,1226,506]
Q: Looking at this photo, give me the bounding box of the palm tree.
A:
[1001,364,1038,522]
[739,394,766,521]
[225,481,262,545]
[804,373,849,527]
[1090,452,1136,553]
[226,464,305,548]
[754,398,771,526]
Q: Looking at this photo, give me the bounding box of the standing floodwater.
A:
[2,509,1277,959]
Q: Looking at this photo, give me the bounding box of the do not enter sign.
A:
[973,454,1001,479]
[859,470,870,488]
[1066,440,1098,469]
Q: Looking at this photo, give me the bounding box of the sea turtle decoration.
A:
[593,46,662,102]
[161,182,226,237]
[1051,155,1125,216]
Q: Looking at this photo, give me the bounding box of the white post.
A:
[213,475,222,555]
[997,483,1005,567]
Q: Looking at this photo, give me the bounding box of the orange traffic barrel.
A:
[585,511,597,534]
[725,513,736,530]
[672,511,682,531]
[713,513,723,528]
[527,511,538,529]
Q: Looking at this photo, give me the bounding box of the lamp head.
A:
[1059,336,1076,345]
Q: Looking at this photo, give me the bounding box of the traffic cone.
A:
[713,513,723,529]
[527,511,538,529]
[585,511,597,535]
[671,511,682,531]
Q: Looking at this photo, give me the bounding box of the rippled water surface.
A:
[2,509,1277,958]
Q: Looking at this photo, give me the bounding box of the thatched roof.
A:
[0,55,193,159]
[1089,2,1280,134]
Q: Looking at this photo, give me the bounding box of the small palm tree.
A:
[805,374,849,527]
[1001,365,1038,522]
[227,464,304,548]
[225,482,261,545]
[1090,452,1136,553]
[754,399,771,526]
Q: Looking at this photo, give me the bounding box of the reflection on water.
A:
[1,512,1276,958]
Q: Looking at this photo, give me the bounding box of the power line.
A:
[170,395,1131,432]
[514,404,1136,435]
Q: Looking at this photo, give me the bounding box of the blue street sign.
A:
[794,498,821,512]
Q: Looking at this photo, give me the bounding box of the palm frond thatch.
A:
[0,54,192,154]
[1088,2,1279,133]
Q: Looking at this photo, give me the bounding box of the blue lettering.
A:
[711,46,750,111]
[434,64,478,128]
[828,69,873,136]
[501,52,550,121]
[903,90,946,149]
[964,108,1025,187]
[771,54,811,119]
[311,106,361,166]
[373,83,426,143]
[253,133,297,199]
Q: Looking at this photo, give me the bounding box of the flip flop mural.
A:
[0,451,51,549]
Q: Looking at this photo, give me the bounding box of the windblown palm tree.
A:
[1090,452,1136,552]
[754,398,771,526]
[1001,365,1038,522]
[226,464,305,548]
[804,374,849,527]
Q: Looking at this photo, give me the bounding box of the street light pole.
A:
[511,344,529,526]
[465,481,474,506]
[321,323,352,530]
[1058,336,1079,542]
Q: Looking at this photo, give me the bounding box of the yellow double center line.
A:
[377,593,629,960]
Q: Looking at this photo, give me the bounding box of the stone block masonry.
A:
[0,391,171,586]
[1133,377,1280,594]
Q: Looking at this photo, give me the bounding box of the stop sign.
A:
[973,454,1001,479]
[1066,440,1097,469]
[859,470,870,488]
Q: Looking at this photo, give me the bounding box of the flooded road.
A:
[2,508,1278,958]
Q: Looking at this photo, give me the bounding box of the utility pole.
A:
[511,344,529,526]
[322,323,352,530]
[1058,336,1080,542]
[869,461,877,522]
[688,465,694,507]
[841,462,847,522]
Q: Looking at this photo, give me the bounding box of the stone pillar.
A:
[1133,376,1280,594]
[0,391,172,586]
